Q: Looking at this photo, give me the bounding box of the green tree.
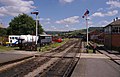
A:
[7,13,44,35]
[0,28,7,36]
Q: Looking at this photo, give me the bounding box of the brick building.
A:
[104,19,120,51]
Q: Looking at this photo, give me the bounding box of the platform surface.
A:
[71,53,120,77]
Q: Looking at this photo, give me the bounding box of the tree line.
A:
[0,13,44,36]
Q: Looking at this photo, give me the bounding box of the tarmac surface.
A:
[71,53,120,77]
[0,51,39,65]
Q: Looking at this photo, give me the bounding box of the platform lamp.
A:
[31,10,39,51]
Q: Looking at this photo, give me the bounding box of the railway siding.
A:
[24,58,59,77]
[0,39,82,77]
[36,39,81,77]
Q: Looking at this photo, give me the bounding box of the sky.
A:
[0,0,120,31]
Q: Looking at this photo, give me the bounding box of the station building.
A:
[104,19,120,51]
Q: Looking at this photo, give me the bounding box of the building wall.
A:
[104,34,112,48]
[112,34,120,47]
[104,19,120,51]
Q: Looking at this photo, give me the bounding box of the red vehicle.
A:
[52,36,62,43]
[56,38,62,43]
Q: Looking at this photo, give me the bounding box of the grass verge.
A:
[0,46,18,52]
[87,49,94,53]
[0,38,69,52]
[38,38,69,52]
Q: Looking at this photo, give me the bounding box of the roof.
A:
[105,19,120,27]
[39,34,52,37]
[111,19,120,26]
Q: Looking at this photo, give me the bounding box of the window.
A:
[10,40,12,43]
[12,37,14,39]
[104,27,109,34]
[108,26,111,33]
[112,26,120,34]
[15,37,18,39]
[40,36,45,39]
[118,27,120,33]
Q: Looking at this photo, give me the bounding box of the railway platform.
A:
[71,53,120,77]
[99,50,120,64]
[89,42,120,65]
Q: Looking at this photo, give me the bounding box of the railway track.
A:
[0,39,82,77]
[35,39,81,77]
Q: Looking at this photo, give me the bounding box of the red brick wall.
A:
[104,34,111,48]
[112,34,120,47]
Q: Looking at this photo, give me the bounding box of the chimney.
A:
[113,19,115,22]
[116,17,118,20]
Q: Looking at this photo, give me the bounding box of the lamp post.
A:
[31,10,39,51]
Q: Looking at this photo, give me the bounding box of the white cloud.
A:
[40,18,51,25]
[97,8,103,11]
[45,25,60,31]
[0,13,4,16]
[42,22,50,25]
[51,26,57,29]
[92,10,118,17]
[40,18,51,21]
[56,16,80,24]
[91,20,112,27]
[88,21,93,25]
[65,24,69,27]
[0,0,35,16]
[59,0,75,3]
[99,20,112,26]
[106,10,118,16]
[46,18,51,21]
[92,12,104,17]
[106,0,120,9]
[71,28,77,30]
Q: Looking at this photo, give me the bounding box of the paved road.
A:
[71,53,120,77]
